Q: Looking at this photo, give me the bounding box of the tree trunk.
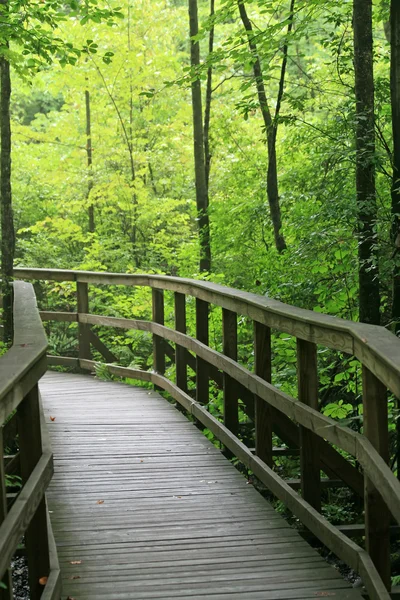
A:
[238,0,287,253]
[188,0,211,273]
[204,0,214,188]
[353,0,380,325]
[85,89,95,233]
[0,33,15,345]
[391,0,400,333]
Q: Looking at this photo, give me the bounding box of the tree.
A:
[353,0,380,325]
[189,0,211,273]
[0,0,14,344]
[391,0,400,333]
[237,0,295,253]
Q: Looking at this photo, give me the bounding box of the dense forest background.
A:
[0,0,395,323]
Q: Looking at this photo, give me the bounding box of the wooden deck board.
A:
[40,372,362,600]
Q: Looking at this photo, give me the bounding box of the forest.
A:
[1,0,400,591]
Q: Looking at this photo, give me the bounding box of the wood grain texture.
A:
[254,322,272,467]
[40,372,363,600]
[222,308,238,435]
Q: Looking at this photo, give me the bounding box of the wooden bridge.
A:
[2,269,400,600]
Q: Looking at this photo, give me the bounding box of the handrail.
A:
[14,267,400,398]
[13,266,400,600]
[0,281,60,600]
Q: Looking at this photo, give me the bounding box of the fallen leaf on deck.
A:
[70,576,81,580]
[66,597,76,600]
[38,577,48,586]
[69,561,82,565]
[96,500,104,504]
[50,416,56,422]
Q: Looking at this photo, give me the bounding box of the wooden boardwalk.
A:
[40,372,362,600]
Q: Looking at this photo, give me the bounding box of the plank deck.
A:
[40,372,362,600]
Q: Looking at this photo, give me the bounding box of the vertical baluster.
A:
[174,292,187,392]
[254,321,273,467]
[17,384,50,600]
[223,309,238,435]
[196,298,209,404]
[297,338,320,511]
[152,288,165,376]
[0,430,13,600]
[363,366,391,589]
[77,281,91,361]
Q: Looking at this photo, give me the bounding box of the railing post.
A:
[254,322,273,467]
[196,298,209,404]
[223,308,238,436]
[362,366,391,590]
[0,430,13,600]
[77,281,91,361]
[174,292,187,392]
[152,289,165,376]
[297,338,321,512]
[17,383,50,600]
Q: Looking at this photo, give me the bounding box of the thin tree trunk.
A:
[391,0,400,333]
[189,0,211,273]
[353,0,380,325]
[204,0,214,188]
[238,0,288,253]
[0,24,15,345]
[85,89,95,233]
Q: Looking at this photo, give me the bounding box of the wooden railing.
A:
[14,267,400,600]
[0,281,60,600]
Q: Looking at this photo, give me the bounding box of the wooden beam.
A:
[77,281,91,361]
[174,292,187,393]
[297,339,321,512]
[0,430,13,600]
[254,321,272,467]
[152,289,165,376]
[196,298,209,405]
[222,308,238,435]
[363,366,391,590]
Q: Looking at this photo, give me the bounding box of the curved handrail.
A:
[0,282,60,600]
[14,267,400,398]
[13,267,400,600]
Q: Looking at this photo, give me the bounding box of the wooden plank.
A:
[222,309,238,435]
[88,329,117,363]
[174,292,187,393]
[152,289,165,376]
[40,311,78,322]
[254,321,272,467]
[297,338,321,512]
[17,384,50,600]
[195,298,209,405]
[363,366,391,590]
[77,281,91,361]
[40,372,363,600]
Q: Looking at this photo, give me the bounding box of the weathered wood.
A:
[16,267,400,402]
[362,366,391,590]
[2,412,17,449]
[254,322,272,467]
[77,281,91,361]
[17,384,50,600]
[40,372,363,600]
[88,329,117,363]
[196,298,209,405]
[222,309,238,435]
[174,292,187,392]
[297,339,321,512]
[4,454,19,476]
[47,355,78,368]
[152,289,165,376]
[40,311,78,322]
[0,430,13,600]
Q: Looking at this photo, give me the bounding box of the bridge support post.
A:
[0,430,13,600]
[174,292,187,393]
[223,309,238,436]
[297,339,321,512]
[363,366,391,590]
[254,322,273,467]
[196,298,209,405]
[152,289,165,380]
[77,281,91,361]
[17,383,50,600]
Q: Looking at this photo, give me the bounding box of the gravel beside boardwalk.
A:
[40,372,362,600]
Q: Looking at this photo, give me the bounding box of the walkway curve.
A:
[40,372,362,600]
